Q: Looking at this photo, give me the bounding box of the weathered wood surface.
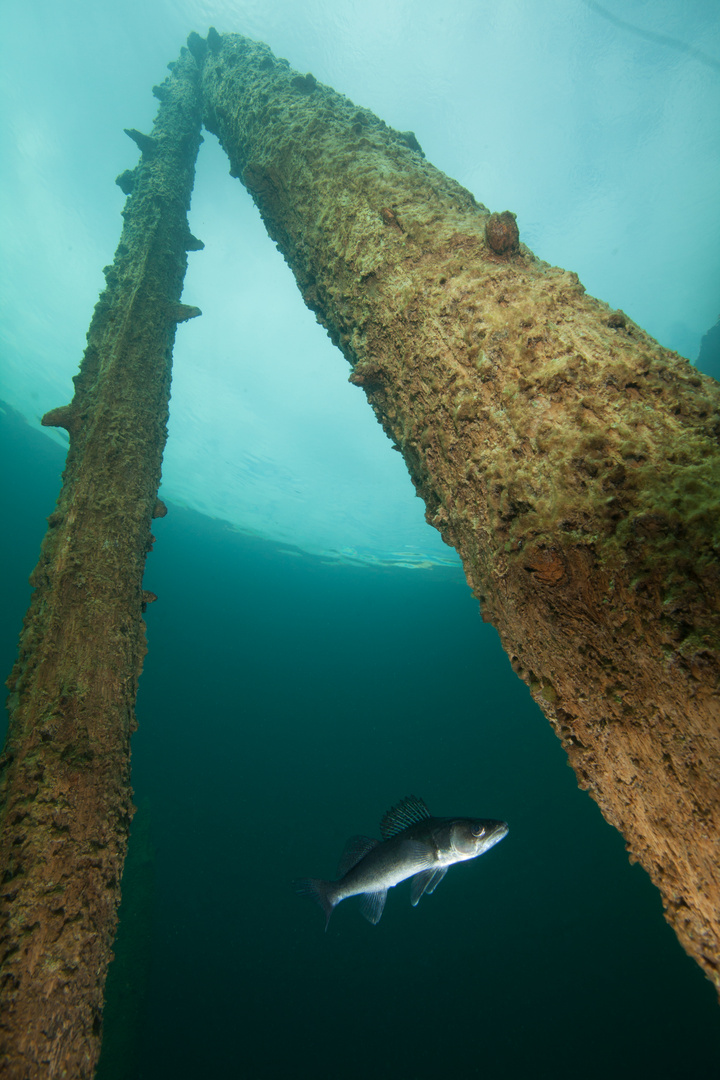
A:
[1,29,718,1078]
[0,51,203,1079]
[195,29,720,995]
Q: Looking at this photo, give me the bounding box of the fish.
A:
[295,795,508,929]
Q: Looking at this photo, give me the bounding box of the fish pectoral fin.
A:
[400,839,437,865]
[337,834,379,878]
[410,868,448,907]
[358,889,388,925]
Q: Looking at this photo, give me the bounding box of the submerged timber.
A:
[0,51,203,1078]
[195,29,720,995]
[1,26,718,1079]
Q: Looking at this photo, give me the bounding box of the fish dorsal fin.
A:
[337,834,378,878]
[358,889,387,925]
[380,795,431,839]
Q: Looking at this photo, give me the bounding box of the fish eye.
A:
[472,826,486,838]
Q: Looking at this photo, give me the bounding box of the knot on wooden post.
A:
[41,404,79,436]
[524,545,566,586]
[485,210,519,255]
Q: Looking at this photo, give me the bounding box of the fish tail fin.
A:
[294,878,336,931]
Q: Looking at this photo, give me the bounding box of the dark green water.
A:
[2,403,719,1079]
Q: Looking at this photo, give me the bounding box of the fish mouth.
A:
[487,821,509,846]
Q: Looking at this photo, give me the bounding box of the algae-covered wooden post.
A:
[0,52,202,1078]
[194,30,720,994]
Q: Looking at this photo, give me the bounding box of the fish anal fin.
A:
[337,834,379,878]
[410,868,448,907]
[380,795,431,839]
[358,889,387,925]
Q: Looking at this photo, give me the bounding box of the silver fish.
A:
[295,795,508,928]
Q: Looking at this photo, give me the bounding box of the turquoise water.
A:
[2,2,720,1075]
[1,0,719,563]
[2,405,720,1078]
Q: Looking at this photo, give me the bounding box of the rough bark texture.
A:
[195,31,720,993]
[0,53,202,1078]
